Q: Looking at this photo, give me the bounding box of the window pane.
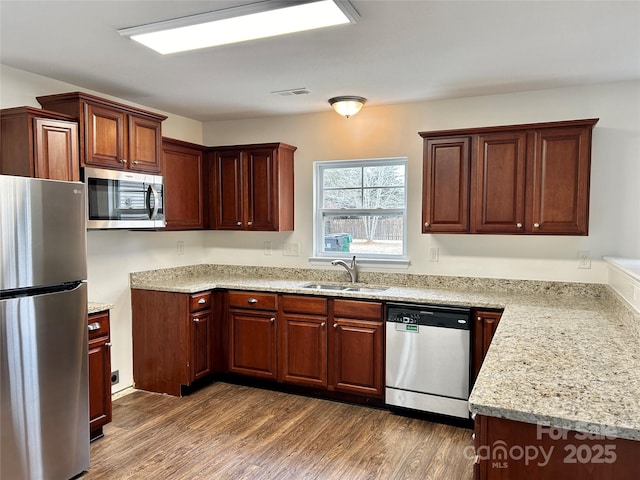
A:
[323,188,362,208]
[322,213,404,255]
[363,187,405,209]
[363,164,405,187]
[323,167,362,189]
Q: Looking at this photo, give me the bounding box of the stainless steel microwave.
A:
[83,167,165,229]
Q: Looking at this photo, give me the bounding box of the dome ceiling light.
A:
[328,96,367,118]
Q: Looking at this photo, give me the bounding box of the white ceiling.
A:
[1,0,639,122]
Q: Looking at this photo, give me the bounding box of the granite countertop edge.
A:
[88,301,114,314]
[129,270,640,442]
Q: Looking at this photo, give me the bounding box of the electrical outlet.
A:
[577,250,591,269]
[429,247,439,262]
[283,242,299,256]
[264,241,272,256]
[177,240,184,255]
[111,370,119,385]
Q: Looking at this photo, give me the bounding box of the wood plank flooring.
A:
[85,382,474,480]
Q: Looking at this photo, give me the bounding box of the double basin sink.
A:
[301,282,389,293]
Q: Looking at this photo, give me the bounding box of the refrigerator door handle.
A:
[146,184,160,220]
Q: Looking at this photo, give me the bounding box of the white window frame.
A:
[311,157,408,266]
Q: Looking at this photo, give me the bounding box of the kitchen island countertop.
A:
[130,264,640,442]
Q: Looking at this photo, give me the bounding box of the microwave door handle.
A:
[146,184,160,219]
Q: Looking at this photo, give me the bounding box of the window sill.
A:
[308,256,410,269]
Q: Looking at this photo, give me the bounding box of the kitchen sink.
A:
[344,286,389,292]
[301,283,348,291]
[300,283,388,293]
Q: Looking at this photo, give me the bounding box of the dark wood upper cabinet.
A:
[472,132,527,233]
[1,106,79,181]
[529,126,592,235]
[420,118,598,235]
[162,137,205,230]
[209,143,296,231]
[37,91,166,173]
[422,137,470,233]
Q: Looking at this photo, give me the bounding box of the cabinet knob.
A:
[247,298,258,304]
[88,322,101,331]
[247,221,253,226]
[198,298,206,304]
[270,317,275,323]
[424,222,430,227]
[132,160,139,166]
[477,317,482,321]
[320,322,326,327]
[120,159,127,164]
[105,342,112,347]
[516,223,523,228]
[236,221,242,226]
[333,323,338,329]
[534,222,540,228]
[193,318,200,323]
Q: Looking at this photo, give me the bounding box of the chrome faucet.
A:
[331,256,358,283]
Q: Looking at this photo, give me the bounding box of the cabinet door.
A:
[213,150,244,229]
[472,133,526,233]
[329,317,384,397]
[128,114,162,173]
[529,126,592,235]
[88,339,111,438]
[88,311,112,440]
[246,148,277,231]
[84,103,126,169]
[190,310,212,382]
[229,309,277,379]
[280,314,328,387]
[472,310,502,384]
[423,137,471,232]
[34,118,79,181]
[163,140,204,229]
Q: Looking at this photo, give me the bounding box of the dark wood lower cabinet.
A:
[131,289,215,396]
[279,295,328,388]
[228,291,278,380]
[472,309,503,384]
[329,299,384,398]
[88,310,112,441]
[474,415,640,479]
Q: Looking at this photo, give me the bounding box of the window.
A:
[313,157,407,261]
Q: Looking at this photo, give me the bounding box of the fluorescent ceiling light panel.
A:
[119,0,358,55]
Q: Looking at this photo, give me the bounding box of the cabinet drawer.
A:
[228,291,277,310]
[88,311,110,340]
[333,299,383,321]
[282,295,327,315]
[190,292,212,312]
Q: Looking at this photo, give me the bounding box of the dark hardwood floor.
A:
[85,382,474,479]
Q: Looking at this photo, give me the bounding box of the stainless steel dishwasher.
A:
[385,303,471,419]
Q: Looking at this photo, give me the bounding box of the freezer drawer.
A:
[1,283,89,480]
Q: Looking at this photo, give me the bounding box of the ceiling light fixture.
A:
[328,96,366,118]
[118,0,359,55]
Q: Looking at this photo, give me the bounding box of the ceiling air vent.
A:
[271,88,310,96]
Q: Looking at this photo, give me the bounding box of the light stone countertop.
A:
[88,302,114,314]
[130,264,640,442]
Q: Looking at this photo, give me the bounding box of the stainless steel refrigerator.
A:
[1,175,90,480]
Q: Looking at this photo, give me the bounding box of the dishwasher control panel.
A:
[387,303,470,330]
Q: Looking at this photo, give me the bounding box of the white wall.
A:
[3,64,639,391]
[202,81,640,282]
